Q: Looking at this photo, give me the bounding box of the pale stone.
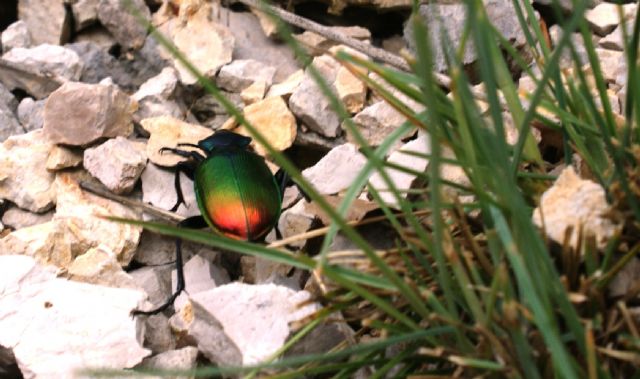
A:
[0,130,55,213]
[132,67,184,122]
[54,173,143,266]
[240,80,267,105]
[0,109,23,142]
[1,21,32,53]
[251,9,278,39]
[596,48,624,83]
[599,24,629,51]
[266,69,304,99]
[277,199,316,249]
[0,220,74,268]
[84,137,148,194]
[172,4,234,85]
[46,145,83,171]
[334,66,366,114]
[18,0,70,45]
[217,59,276,92]
[140,163,200,218]
[0,255,149,378]
[295,26,371,56]
[1,206,53,230]
[609,257,640,298]
[234,96,297,156]
[130,266,172,310]
[72,0,100,31]
[368,132,430,208]
[173,283,319,365]
[43,82,135,146]
[140,347,199,376]
[140,116,212,167]
[586,3,637,36]
[2,44,83,82]
[17,97,44,131]
[142,314,176,354]
[98,0,150,50]
[169,254,230,310]
[134,231,219,267]
[67,244,139,289]
[350,101,410,147]
[289,55,341,138]
[532,166,620,250]
[302,143,367,195]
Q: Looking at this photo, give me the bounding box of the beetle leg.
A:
[159,147,206,162]
[170,161,196,212]
[131,216,207,317]
[274,168,312,203]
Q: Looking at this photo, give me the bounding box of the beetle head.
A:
[198,130,252,153]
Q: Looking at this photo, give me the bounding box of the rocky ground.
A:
[0,0,636,377]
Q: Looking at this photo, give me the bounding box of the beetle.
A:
[132,130,287,316]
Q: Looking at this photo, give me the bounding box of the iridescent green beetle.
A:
[133,130,286,316]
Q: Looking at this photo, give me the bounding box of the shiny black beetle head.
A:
[197,130,252,153]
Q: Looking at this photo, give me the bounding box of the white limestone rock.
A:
[83,137,148,194]
[0,255,149,378]
[140,162,200,218]
[2,44,83,82]
[97,0,150,50]
[0,130,55,213]
[532,166,621,250]
[43,82,135,146]
[368,132,430,208]
[302,143,367,195]
[1,21,32,53]
[217,59,276,92]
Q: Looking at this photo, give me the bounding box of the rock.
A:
[83,137,148,194]
[532,166,620,250]
[18,0,71,45]
[240,80,267,105]
[303,143,367,195]
[266,69,304,100]
[43,82,135,146]
[133,67,186,122]
[0,58,65,99]
[0,130,55,213]
[97,0,150,50]
[349,101,410,147]
[54,173,143,266]
[234,96,297,156]
[2,44,83,82]
[67,244,139,288]
[1,205,53,230]
[140,347,199,376]
[140,116,212,167]
[0,255,149,378]
[599,23,631,51]
[609,257,640,298]
[289,55,341,138]
[333,61,367,114]
[368,132,430,208]
[66,41,134,88]
[0,109,23,142]
[142,314,176,354]
[171,4,234,85]
[295,26,371,56]
[251,9,278,39]
[191,91,243,129]
[1,21,31,53]
[0,83,17,114]
[74,24,118,49]
[46,145,83,171]
[16,97,44,131]
[404,0,529,72]
[217,59,276,93]
[295,125,347,150]
[277,199,316,249]
[225,9,300,82]
[0,220,73,267]
[130,266,172,311]
[586,3,636,36]
[596,48,624,83]
[71,0,100,31]
[134,231,219,267]
[172,254,230,295]
[140,162,200,218]
[173,283,318,365]
[286,315,354,357]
